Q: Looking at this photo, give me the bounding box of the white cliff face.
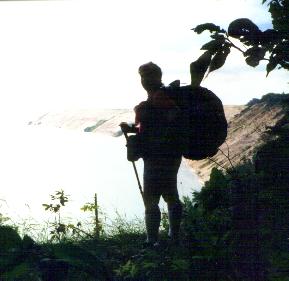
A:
[29,109,135,137]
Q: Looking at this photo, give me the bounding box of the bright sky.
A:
[0,0,288,123]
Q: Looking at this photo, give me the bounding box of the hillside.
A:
[28,109,134,137]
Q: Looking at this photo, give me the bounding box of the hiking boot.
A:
[142,240,160,249]
[168,238,183,250]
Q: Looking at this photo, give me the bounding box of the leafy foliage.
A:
[81,196,104,238]
[190,51,212,86]
[0,226,43,280]
[208,46,231,73]
[42,189,68,213]
[192,23,225,35]
[42,190,97,242]
[190,24,231,78]
[192,1,289,76]
[247,92,289,106]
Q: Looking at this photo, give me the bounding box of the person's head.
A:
[138,62,162,93]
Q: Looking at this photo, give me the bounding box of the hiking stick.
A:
[121,129,144,200]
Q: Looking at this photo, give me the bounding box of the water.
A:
[0,126,201,225]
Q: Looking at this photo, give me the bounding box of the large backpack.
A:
[165,84,228,160]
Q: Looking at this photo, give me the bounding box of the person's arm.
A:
[119,122,138,134]
[134,101,148,134]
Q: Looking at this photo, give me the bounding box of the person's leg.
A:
[143,159,161,244]
[161,157,183,243]
[167,200,183,242]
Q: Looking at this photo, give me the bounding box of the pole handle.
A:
[120,126,144,201]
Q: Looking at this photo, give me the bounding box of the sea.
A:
[0,124,201,230]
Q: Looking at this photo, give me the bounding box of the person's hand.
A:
[119,122,132,133]
[120,122,138,134]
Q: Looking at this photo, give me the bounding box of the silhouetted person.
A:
[121,62,183,247]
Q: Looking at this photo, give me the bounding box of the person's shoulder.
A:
[134,100,149,112]
[152,90,176,108]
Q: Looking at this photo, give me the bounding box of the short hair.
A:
[138,62,162,78]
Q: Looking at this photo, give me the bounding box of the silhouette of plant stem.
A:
[208,157,226,170]
[219,142,235,169]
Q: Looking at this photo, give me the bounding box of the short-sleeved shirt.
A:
[134,89,182,159]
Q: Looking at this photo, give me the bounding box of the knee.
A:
[163,193,181,207]
[168,200,183,214]
[143,191,160,214]
[144,201,160,215]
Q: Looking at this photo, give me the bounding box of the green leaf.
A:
[201,38,225,54]
[210,34,225,40]
[244,46,266,59]
[81,202,96,212]
[192,23,223,34]
[60,197,68,206]
[42,203,53,211]
[260,29,279,47]
[269,0,289,34]
[266,60,278,76]
[245,56,261,67]
[208,47,230,73]
[190,51,212,86]
[244,46,266,67]
[228,18,261,42]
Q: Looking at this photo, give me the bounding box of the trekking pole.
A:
[121,129,144,201]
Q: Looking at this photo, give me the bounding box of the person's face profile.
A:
[140,72,161,92]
